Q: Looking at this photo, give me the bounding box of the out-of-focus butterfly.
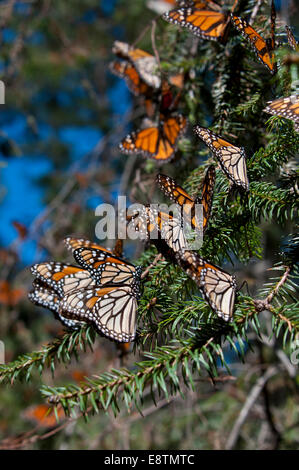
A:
[157,164,216,235]
[109,60,156,117]
[23,404,65,429]
[263,95,299,132]
[116,341,131,358]
[119,65,187,163]
[231,1,277,74]
[194,126,249,191]
[162,0,238,43]
[109,60,153,97]
[0,280,24,307]
[285,26,298,51]
[177,249,237,321]
[112,41,161,89]
[147,0,177,15]
[12,221,27,240]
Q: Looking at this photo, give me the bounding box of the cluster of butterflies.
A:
[109,1,299,165]
[28,1,299,343]
[29,237,142,342]
[110,40,187,163]
[29,163,237,341]
[161,0,278,74]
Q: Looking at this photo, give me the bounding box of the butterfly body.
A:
[127,205,187,260]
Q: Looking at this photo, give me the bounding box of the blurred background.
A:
[0,0,298,450]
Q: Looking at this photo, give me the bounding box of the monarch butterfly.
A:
[112,41,161,89]
[231,5,276,74]
[23,404,65,429]
[263,95,299,132]
[30,262,96,297]
[120,113,187,163]
[285,26,298,51]
[109,60,154,97]
[127,204,187,257]
[63,236,115,254]
[157,164,215,234]
[177,249,237,321]
[29,237,140,340]
[72,247,143,287]
[28,281,85,329]
[59,285,140,342]
[194,126,249,191]
[0,280,24,306]
[162,0,238,42]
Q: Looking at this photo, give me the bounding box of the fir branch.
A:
[0,326,95,384]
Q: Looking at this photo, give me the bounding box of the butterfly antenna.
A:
[237,280,250,296]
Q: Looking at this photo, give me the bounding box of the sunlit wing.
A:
[194,126,249,190]
[263,95,299,132]
[112,41,161,89]
[30,262,95,297]
[162,1,231,41]
[59,286,138,342]
[119,114,186,163]
[177,250,237,321]
[72,247,142,288]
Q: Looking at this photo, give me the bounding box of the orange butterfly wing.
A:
[110,60,152,96]
[64,236,112,253]
[263,95,299,131]
[163,1,229,41]
[231,15,276,74]
[120,114,186,163]
[157,165,215,234]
